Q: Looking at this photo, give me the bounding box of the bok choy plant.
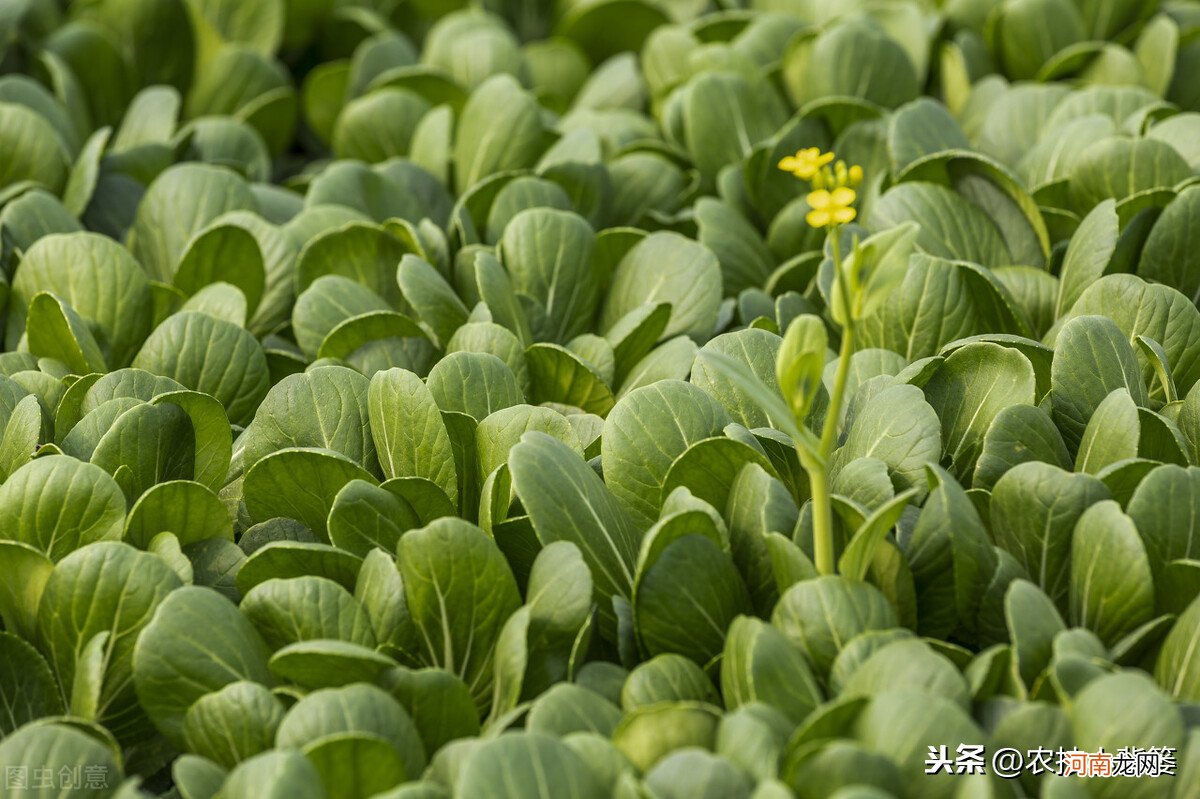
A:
[0,1,1198,797]
[700,150,920,577]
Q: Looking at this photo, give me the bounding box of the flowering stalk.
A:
[776,148,863,575]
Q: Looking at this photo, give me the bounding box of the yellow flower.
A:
[778,147,834,180]
[805,187,857,228]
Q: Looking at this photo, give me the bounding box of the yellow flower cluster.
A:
[805,187,857,228]
[778,147,832,180]
[777,148,863,229]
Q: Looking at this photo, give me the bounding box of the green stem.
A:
[806,228,856,576]
[802,449,836,575]
[829,230,855,332]
[821,320,854,457]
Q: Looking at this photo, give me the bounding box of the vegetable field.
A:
[2,0,1200,797]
